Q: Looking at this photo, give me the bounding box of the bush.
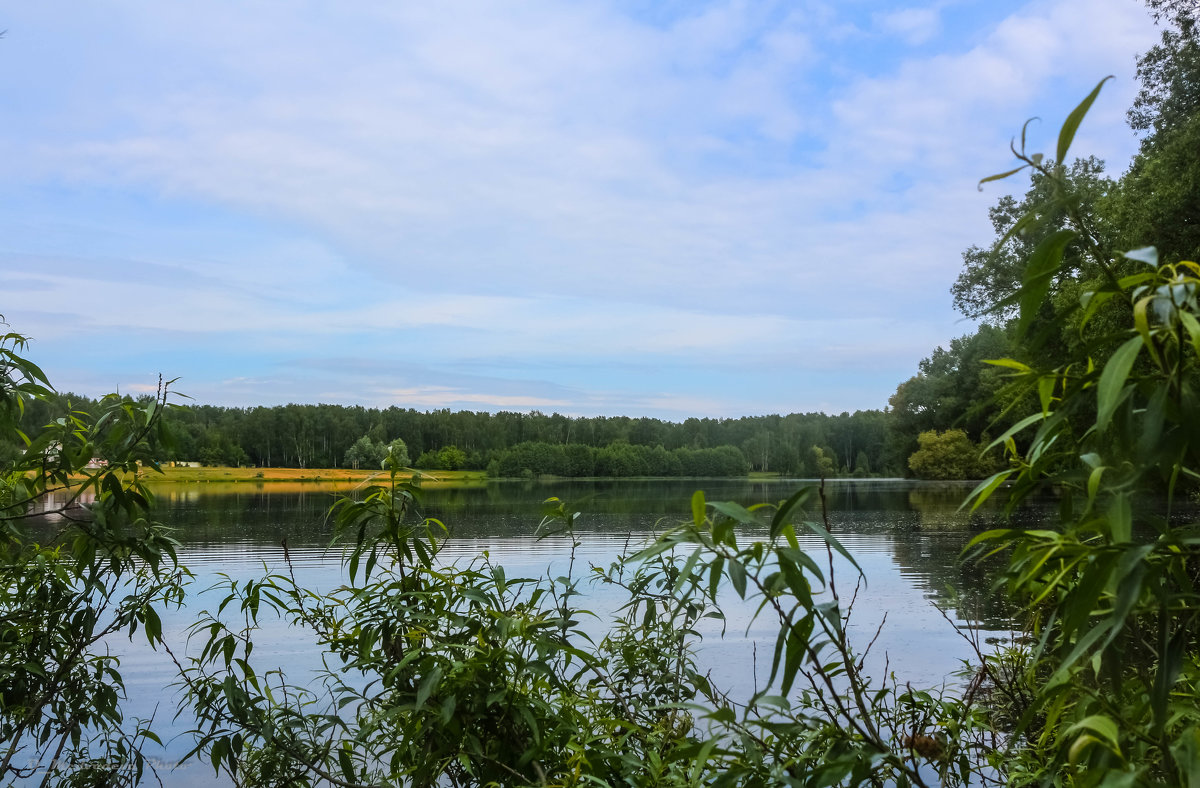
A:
[907,429,990,479]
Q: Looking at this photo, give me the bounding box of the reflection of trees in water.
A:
[906,482,984,531]
[151,479,1053,629]
[154,486,337,545]
[882,527,1016,629]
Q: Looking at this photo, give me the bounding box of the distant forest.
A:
[11,395,906,478]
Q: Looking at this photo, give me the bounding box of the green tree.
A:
[384,437,410,469]
[951,157,1114,324]
[0,321,185,786]
[810,444,835,477]
[906,429,989,480]
[343,434,386,470]
[887,324,1013,470]
[436,444,466,471]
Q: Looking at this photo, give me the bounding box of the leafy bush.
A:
[907,429,994,480]
[0,321,186,786]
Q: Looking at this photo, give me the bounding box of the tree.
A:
[0,320,184,786]
[384,437,410,469]
[950,157,1114,323]
[343,434,386,470]
[436,444,466,471]
[906,429,989,480]
[810,445,835,477]
[887,324,1013,472]
[957,73,1200,783]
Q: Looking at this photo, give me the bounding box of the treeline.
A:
[488,442,750,478]
[7,395,899,477]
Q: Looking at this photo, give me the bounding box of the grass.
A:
[141,465,491,488]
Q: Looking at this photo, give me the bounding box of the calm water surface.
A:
[101,478,1034,785]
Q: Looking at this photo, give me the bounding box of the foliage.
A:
[887,325,1015,469]
[1128,1,1200,139]
[1106,108,1200,268]
[162,66,1200,788]
[344,435,409,470]
[950,157,1115,326]
[960,77,1200,785]
[64,400,897,478]
[7,5,1200,785]
[486,440,750,479]
[175,457,1005,787]
[906,429,994,481]
[0,320,186,787]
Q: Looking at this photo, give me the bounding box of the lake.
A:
[69,478,1034,785]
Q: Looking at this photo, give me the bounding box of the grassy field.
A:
[140,465,490,487]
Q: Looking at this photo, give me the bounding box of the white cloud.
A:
[0,0,1165,416]
[876,6,942,46]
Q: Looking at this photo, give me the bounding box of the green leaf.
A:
[338,747,355,781]
[691,490,706,526]
[673,547,703,594]
[778,546,824,583]
[978,164,1029,190]
[1067,713,1120,749]
[1019,229,1077,336]
[1086,465,1106,508]
[687,738,718,785]
[964,469,1013,512]
[1179,309,1200,357]
[802,519,862,577]
[983,358,1032,373]
[986,412,1046,452]
[1123,246,1159,267]
[1133,295,1162,367]
[709,500,759,525]
[726,558,747,598]
[1170,726,1200,788]
[1057,76,1112,164]
[1096,336,1143,431]
[415,665,443,708]
[770,488,811,539]
[1037,375,1056,415]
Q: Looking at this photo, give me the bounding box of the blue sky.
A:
[0,1,1161,419]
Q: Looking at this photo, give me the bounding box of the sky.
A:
[0,1,1164,420]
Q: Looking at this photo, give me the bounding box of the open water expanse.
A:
[50,478,1046,786]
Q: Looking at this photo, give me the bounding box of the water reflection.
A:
[101,478,1039,786]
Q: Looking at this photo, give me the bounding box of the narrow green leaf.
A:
[1096,336,1143,431]
[726,558,747,598]
[1133,295,1162,367]
[1019,229,1077,336]
[964,469,1013,512]
[983,358,1032,373]
[1086,465,1105,508]
[801,520,862,577]
[1056,76,1112,164]
[415,665,443,708]
[1038,375,1056,415]
[1178,309,1200,357]
[1123,246,1159,267]
[778,546,824,583]
[985,412,1045,452]
[1067,714,1120,748]
[673,547,703,594]
[709,500,759,525]
[770,487,811,539]
[1170,726,1200,788]
[977,164,1029,190]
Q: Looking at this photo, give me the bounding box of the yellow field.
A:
[138,465,490,488]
